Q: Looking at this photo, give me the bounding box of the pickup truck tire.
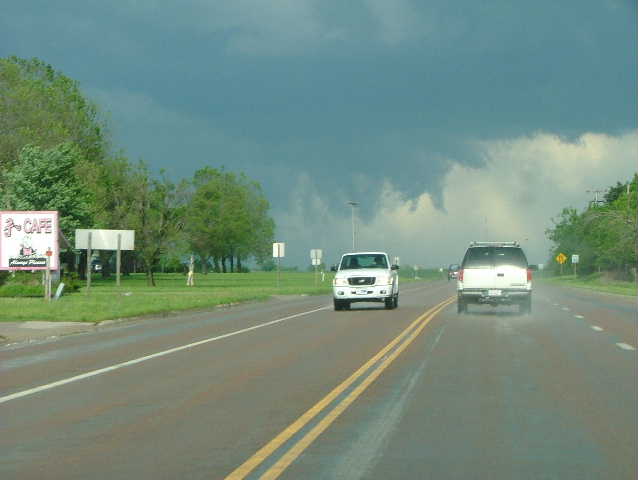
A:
[333,299,342,311]
[384,297,394,309]
[393,294,399,308]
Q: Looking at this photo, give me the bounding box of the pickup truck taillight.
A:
[527,269,532,282]
[459,269,464,281]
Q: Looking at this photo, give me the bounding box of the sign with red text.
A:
[0,211,59,270]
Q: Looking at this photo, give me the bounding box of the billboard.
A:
[0,211,59,270]
[75,229,135,250]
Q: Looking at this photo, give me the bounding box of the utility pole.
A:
[348,201,359,250]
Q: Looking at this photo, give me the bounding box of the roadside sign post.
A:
[556,252,567,275]
[310,249,322,287]
[86,232,92,292]
[571,254,579,276]
[76,229,135,292]
[45,251,52,301]
[116,233,122,286]
[273,242,285,288]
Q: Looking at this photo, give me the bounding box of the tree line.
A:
[0,56,274,285]
[545,175,637,279]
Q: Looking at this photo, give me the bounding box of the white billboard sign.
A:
[0,211,59,270]
[310,249,322,261]
[75,229,135,250]
[273,242,285,258]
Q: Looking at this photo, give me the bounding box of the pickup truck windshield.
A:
[340,254,388,270]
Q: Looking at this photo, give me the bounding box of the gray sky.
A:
[2,1,636,267]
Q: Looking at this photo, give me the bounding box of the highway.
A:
[1,282,635,479]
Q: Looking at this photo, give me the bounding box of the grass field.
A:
[538,273,637,297]
[0,270,436,323]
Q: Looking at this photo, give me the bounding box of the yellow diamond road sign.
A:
[556,253,567,264]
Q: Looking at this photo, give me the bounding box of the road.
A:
[1,282,635,479]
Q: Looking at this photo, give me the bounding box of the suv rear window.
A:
[462,247,527,268]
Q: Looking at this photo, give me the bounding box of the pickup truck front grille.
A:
[348,277,375,286]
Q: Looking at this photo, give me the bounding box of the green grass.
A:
[0,271,434,323]
[538,273,637,296]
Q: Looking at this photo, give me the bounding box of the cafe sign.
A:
[0,211,59,270]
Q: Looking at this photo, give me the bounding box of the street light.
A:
[348,201,359,250]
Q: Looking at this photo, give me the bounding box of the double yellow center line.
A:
[225,296,455,479]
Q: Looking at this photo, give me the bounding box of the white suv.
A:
[457,241,532,314]
[331,252,399,311]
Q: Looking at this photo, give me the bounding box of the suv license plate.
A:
[488,289,502,296]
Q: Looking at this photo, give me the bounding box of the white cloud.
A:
[277,131,637,266]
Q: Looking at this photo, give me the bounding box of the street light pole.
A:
[348,201,359,250]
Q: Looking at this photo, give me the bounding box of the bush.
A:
[61,272,82,292]
[0,284,44,297]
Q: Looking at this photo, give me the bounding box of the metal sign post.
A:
[310,249,322,288]
[556,252,567,275]
[86,232,92,292]
[273,242,285,288]
[75,229,135,290]
[571,254,579,276]
[116,233,122,286]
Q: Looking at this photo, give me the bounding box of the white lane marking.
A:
[561,307,570,311]
[616,343,636,351]
[574,315,584,319]
[0,305,329,405]
[590,326,604,332]
[553,303,559,306]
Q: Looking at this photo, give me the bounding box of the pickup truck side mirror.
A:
[391,264,399,270]
[330,265,338,272]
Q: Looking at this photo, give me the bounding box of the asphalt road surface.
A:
[1,281,635,479]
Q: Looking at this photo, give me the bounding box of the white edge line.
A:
[591,326,604,331]
[616,343,636,351]
[0,305,329,405]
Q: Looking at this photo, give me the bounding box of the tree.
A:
[130,164,185,286]
[3,143,94,242]
[183,167,275,273]
[0,57,108,186]
[546,175,637,278]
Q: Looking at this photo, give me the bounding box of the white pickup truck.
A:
[331,252,399,311]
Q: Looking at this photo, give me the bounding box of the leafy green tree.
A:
[183,167,275,273]
[0,57,108,185]
[3,143,94,242]
[546,175,637,279]
[130,164,186,286]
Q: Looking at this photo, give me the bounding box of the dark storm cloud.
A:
[1,0,635,264]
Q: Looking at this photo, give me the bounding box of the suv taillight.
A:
[527,269,532,282]
[459,269,464,282]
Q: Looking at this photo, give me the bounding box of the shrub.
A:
[0,284,44,297]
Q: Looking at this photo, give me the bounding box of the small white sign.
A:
[311,258,321,266]
[75,229,135,250]
[571,254,579,264]
[0,211,59,270]
[310,249,322,261]
[393,256,400,266]
[273,242,285,258]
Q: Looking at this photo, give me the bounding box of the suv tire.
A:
[457,297,467,314]
[519,297,532,315]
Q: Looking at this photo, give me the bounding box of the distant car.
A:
[447,264,460,281]
[91,260,102,273]
[331,252,399,311]
[457,241,532,314]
